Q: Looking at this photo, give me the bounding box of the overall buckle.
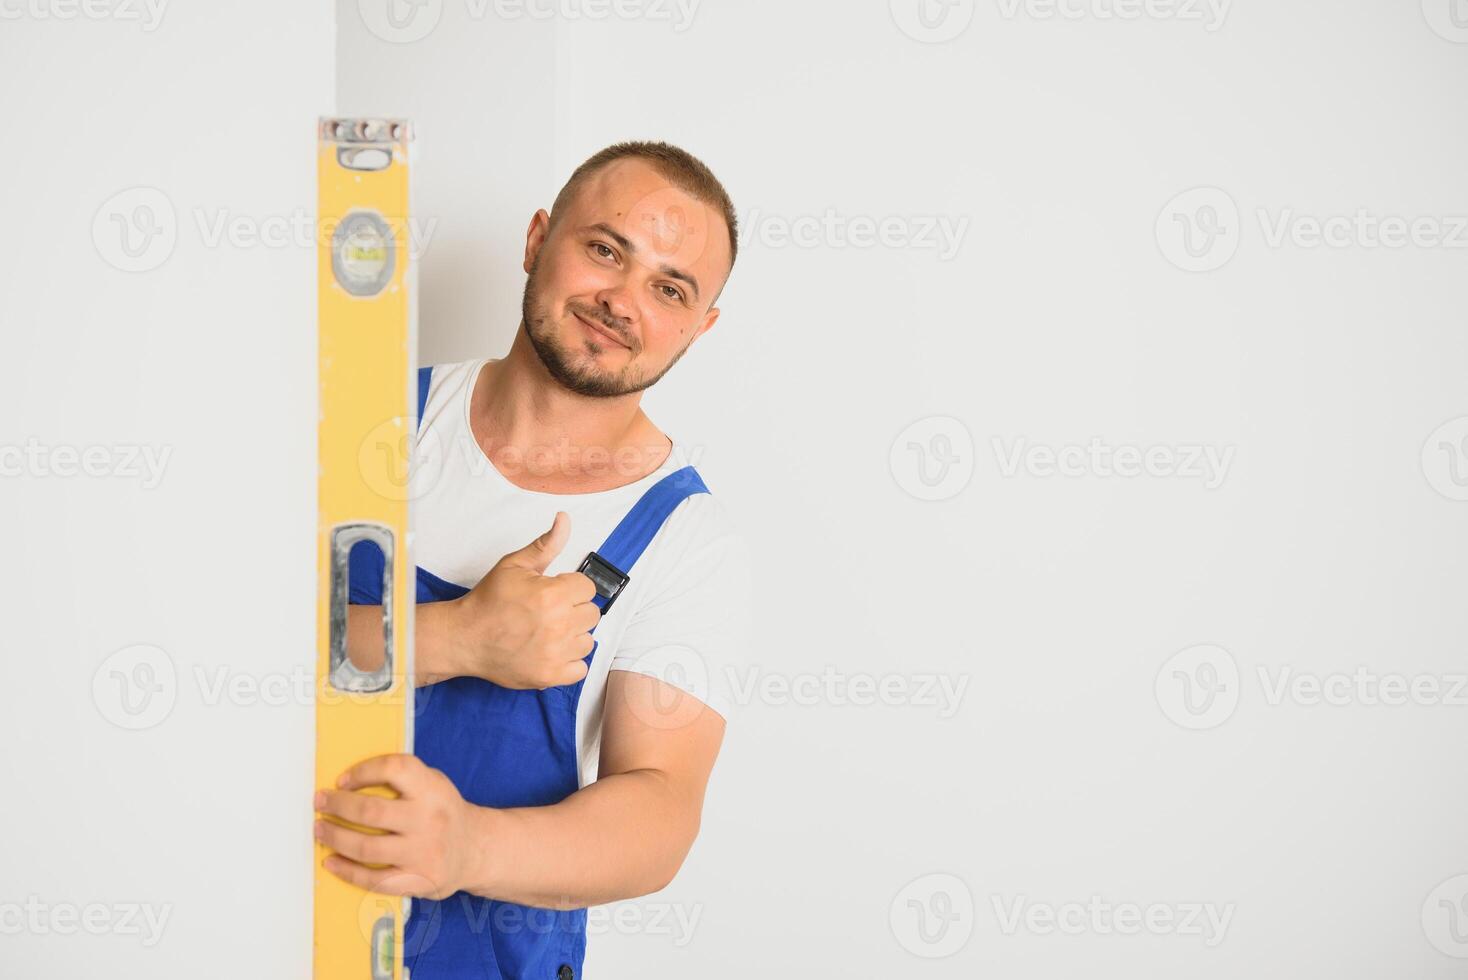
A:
[577,551,630,615]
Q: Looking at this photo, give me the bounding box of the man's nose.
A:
[593,283,637,326]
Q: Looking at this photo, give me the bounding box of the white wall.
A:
[0,2,333,975]
[336,3,559,366]
[338,3,1468,978]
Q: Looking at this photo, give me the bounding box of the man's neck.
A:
[469,330,673,493]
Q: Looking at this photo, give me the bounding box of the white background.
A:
[1,2,332,977]
[4,1,1468,977]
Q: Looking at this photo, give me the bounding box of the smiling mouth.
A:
[573,311,629,349]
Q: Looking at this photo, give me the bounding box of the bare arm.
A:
[346,600,467,687]
[315,669,726,908]
[462,670,725,907]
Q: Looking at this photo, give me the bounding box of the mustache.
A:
[569,305,633,347]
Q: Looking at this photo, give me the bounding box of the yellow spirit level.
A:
[314,117,417,980]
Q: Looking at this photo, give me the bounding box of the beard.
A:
[520,252,691,399]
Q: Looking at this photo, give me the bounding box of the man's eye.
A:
[660,285,683,301]
[592,243,614,259]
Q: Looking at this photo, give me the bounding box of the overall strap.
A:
[415,365,432,434]
[589,465,708,603]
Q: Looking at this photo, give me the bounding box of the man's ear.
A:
[523,208,551,274]
[695,307,721,341]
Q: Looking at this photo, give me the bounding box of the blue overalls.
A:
[347,366,710,980]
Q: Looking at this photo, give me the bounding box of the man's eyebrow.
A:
[585,222,634,254]
[582,222,702,302]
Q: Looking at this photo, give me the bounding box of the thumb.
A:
[497,511,571,575]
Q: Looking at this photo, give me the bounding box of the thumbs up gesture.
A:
[445,512,601,689]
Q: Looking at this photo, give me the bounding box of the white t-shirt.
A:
[412,357,751,786]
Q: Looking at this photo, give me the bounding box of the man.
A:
[312,141,750,979]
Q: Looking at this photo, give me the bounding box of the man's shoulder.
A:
[648,482,748,576]
[417,357,483,423]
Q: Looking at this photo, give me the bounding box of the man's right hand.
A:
[441,511,601,690]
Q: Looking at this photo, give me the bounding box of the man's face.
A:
[520,158,732,398]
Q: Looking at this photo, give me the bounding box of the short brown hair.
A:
[549,140,739,276]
